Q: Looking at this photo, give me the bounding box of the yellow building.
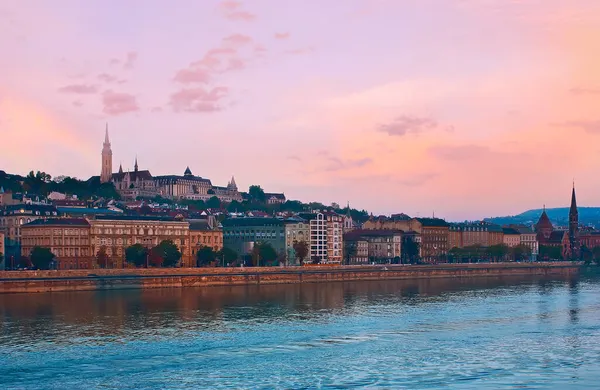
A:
[21,218,92,269]
[189,221,223,266]
[89,216,191,268]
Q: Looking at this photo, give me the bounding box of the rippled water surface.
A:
[1,274,600,389]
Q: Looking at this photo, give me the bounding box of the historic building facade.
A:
[21,218,92,269]
[284,217,310,265]
[189,220,223,264]
[0,204,59,262]
[89,216,191,268]
[343,229,402,264]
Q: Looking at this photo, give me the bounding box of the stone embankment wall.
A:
[0,263,580,294]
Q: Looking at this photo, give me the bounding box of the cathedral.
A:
[535,184,580,259]
[97,125,242,202]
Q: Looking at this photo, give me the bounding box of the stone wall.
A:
[0,262,580,294]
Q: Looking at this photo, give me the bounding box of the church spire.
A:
[570,182,578,215]
[104,123,110,144]
[134,155,138,172]
[100,124,113,183]
[118,162,123,174]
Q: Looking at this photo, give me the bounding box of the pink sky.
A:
[1,0,600,220]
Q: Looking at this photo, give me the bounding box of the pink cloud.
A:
[222,33,252,47]
[102,90,139,115]
[274,32,290,39]
[378,115,438,136]
[150,106,163,113]
[173,66,211,84]
[220,0,241,11]
[219,1,256,21]
[72,100,83,107]
[169,87,229,113]
[173,37,255,85]
[109,58,120,66]
[58,84,98,94]
[285,47,315,55]
[124,51,137,69]
[97,73,126,84]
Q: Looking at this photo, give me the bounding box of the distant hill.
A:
[484,207,600,228]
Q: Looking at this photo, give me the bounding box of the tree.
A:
[206,196,221,209]
[293,240,309,265]
[218,247,238,266]
[511,245,531,262]
[487,244,510,262]
[248,185,266,203]
[30,247,55,270]
[153,240,182,267]
[197,246,217,267]
[0,253,3,269]
[539,245,563,261]
[447,247,463,263]
[402,238,420,264]
[125,244,148,267]
[96,246,111,268]
[344,241,357,265]
[260,242,278,266]
[227,200,244,213]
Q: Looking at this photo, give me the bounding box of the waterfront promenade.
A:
[0,262,579,294]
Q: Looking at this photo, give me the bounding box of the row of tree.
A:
[447,244,533,263]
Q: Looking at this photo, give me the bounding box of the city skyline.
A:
[2,0,600,220]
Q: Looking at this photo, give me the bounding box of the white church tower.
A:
[100,124,113,183]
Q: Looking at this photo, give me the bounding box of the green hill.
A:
[485,207,600,228]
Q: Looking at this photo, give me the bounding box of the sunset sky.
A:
[1,0,600,220]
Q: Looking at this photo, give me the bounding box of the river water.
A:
[1,274,599,389]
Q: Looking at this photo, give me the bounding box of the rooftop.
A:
[23,218,90,227]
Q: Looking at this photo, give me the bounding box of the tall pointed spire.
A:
[118,162,123,174]
[104,123,110,144]
[570,182,578,214]
[569,182,580,258]
[100,124,113,183]
[134,155,138,172]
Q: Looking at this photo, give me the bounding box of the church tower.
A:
[100,124,113,183]
[569,183,580,258]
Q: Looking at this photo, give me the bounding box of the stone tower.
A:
[569,183,580,258]
[100,124,112,183]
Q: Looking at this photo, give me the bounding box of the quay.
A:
[0,262,580,294]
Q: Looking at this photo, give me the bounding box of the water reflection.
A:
[0,275,576,343]
[2,273,600,389]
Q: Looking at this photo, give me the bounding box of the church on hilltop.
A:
[94,125,244,202]
[535,184,580,259]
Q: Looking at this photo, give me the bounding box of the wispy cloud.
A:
[58,84,98,94]
[219,1,256,21]
[378,115,438,136]
[102,90,139,115]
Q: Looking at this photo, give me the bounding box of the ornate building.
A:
[100,125,112,183]
[21,218,92,269]
[535,185,580,259]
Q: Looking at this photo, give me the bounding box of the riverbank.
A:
[0,262,580,294]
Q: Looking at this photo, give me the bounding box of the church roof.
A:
[536,208,553,229]
[112,170,153,181]
[548,230,567,243]
[184,166,192,176]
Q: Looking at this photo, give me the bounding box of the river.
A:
[1,273,599,389]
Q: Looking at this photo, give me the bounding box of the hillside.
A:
[484,207,600,228]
